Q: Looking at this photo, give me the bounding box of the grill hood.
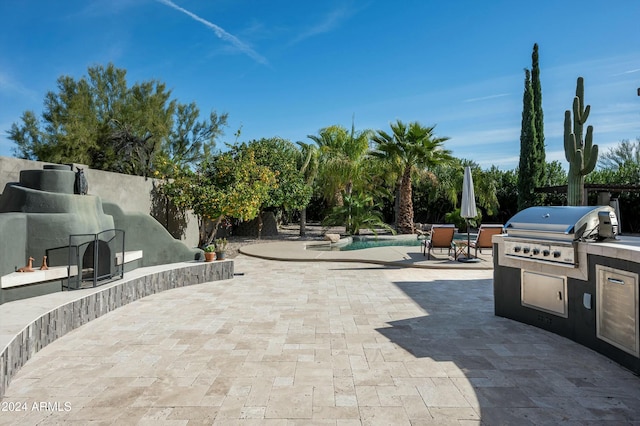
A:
[505,206,617,241]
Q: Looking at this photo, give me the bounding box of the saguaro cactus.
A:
[564,77,598,206]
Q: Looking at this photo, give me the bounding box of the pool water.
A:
[306,233,476,251]
[307,237,423,251]
[342,238,422,251]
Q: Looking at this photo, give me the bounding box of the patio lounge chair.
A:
[421,224,456,259]
[469,224,504,257]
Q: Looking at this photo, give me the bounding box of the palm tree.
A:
[307,123,372,208]
[323,191,395,235]
[371,120,452,234]
[296,141,319,236]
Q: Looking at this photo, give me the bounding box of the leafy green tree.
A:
[413,162,455,224]
[308,123,372,207]
[517,69,539,210]
[358,154,397,223]
[588,140,640,233]
[414,158,499,227]
[464,161,499,218]
[9,64,174,176]
[597,138,640,171]
[589,139,640,187]
[445,208,482,232]
[10,75,99,164]
[9,63,226,179]
[103,77,175,176]
[484,166,518,223]
[160,102,228,174]
[539,160,569,205]
[233,138,313,236]
[371,120,452,234]
[242,138,312,213]
[162,149,276,246]
[323,192,395,236]
[9,111,44,160]
[544,160,568,186]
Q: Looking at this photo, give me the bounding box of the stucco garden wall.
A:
[0,156,199,248]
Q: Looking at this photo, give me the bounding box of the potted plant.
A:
[214,238,228,260]
[203,244,216,262]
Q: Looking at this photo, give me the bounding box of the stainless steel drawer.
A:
[596,265,639,357]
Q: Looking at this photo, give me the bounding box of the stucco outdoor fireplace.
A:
[0,163,202,304]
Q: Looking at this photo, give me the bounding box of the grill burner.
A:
[503,206,618,267]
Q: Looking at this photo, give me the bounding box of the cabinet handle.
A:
[607,277,625,285]
[558,291,562,301]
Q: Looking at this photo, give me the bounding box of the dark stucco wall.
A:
[0,156,199,247]
[103,202,202,266]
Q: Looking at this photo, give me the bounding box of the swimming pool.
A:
[306,236,423,251]
[306,233,477,251]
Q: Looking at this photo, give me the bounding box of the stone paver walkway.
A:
[1,256,639,425]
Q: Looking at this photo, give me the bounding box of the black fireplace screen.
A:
[64,229,125,290]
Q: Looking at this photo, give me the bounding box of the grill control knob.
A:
[523,247,530,254]
[533,248,540,255]
[514,246,521,253]
[553,251,561,258]
[543,250,550,256]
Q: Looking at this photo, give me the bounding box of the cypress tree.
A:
[517,69,538,210]
[531,43,546,198]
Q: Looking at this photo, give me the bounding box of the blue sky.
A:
[1,0,639,170]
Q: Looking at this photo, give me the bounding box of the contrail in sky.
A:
[463,93,510,103]
[619,68,640,75]
[289,6,354,45]
[155,0,268,65]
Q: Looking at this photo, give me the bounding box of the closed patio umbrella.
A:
[459,166,480,262]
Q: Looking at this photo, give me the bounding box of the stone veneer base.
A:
[0,260,233,399]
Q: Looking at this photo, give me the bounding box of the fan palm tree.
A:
[371,120,453,234]
[296,141,319,236]
[323,191,395,235]
[307,123,372,208]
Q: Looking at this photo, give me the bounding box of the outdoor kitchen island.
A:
[492,206,640,375]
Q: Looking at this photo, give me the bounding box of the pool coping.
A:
[239,239,494,270]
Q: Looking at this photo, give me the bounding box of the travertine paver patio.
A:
[1,255,640,425]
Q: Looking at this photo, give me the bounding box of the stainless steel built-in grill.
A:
[503,205,618,267]
[494,205,640,375]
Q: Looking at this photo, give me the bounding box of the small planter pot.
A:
[204,252,216,262]
[215,251,226,260]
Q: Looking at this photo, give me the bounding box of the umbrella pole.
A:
[467,219,471,259]
[458,218,480,263]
